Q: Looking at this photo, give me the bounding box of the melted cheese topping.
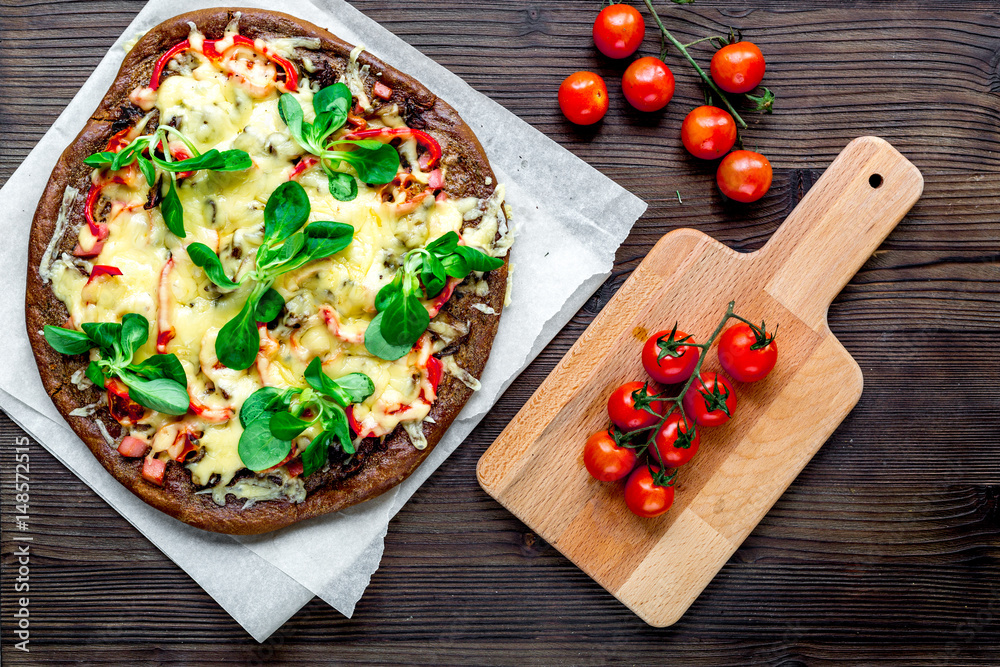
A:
[49,30,507,504]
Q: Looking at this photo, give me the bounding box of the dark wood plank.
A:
[2,0,999,663]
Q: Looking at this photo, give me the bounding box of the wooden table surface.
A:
[2,0,998,664]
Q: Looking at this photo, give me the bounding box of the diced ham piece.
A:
[427,169,444,190]
[373,82,393,100]
[117,436,150,458]
[142,457,166,486]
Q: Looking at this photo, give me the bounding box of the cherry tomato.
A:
[608,381,665,432]
[641,328,699,385]
[558,71,609,125]
[680,106,737,160]
[622,57,675,112]
[583,429,637,482]
[592,4,645,59]
[710,41,766,94]
[624,465,675,518]
[717,150,772,203]
[650,413,700,468]
[718,322,778,382]
[682,372,737,427]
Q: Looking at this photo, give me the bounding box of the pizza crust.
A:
[25,8,509,534]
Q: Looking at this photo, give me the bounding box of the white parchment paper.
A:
[0,0,646,640]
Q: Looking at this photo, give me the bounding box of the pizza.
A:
[25,8,512,534]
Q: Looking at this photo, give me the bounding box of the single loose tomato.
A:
[622,57,675,112]
[683,372,737,427]
[558,71,609,125]
[584,429,637,482]
[593,4,645,59]
[718,321,778,382]
[624,465,675,518]
[710,41,766,94]
[680,106,737,160]
[650,413,700,468]
[642,327,699,385]
[608,381,665,432]
[717,150,772,203]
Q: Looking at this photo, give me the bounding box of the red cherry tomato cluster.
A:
[559,4,776,204]
[678,40,773,203]
[583,307,779,518]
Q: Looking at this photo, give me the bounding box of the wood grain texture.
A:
[2,0,999,664]
[478,137,923,626]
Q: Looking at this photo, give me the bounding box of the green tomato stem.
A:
[641,0,748,129]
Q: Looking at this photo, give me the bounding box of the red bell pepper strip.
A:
[150,36,298,93]
[86,264,122,286]
[84,185,109,240]
[287,156,318,181]
[150,40,194,90]
[117,436,150,458]
[345,127,441,170]
[142,457,166,486]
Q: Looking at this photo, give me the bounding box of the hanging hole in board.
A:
[869,173,883,188]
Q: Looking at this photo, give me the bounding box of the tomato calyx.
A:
[631,381,666,418]
[698,377,733,417]
[734,317,777,350]
[746,88,775,114]
[648,463,678,488]
[656,322,695,361]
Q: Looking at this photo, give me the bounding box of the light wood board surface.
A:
[478,136,924,627]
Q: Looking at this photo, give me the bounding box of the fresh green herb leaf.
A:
[80,321,123,356]
[264,181,311,244]
[86,361,106,387]
[151,148,252,173]
[382,292,430,348]
[312,83,352,119]
[278,94,307,144]
[426,232,460,255]
[440,253,468,278]
[454,245,504,271]
[420,252,447,297]
[118,371,190,415]
[188,242,240,289]
[303,220,354,258]
[217,300,259,370]
[238,420,292,472]
[239,386,298,428]
[375,281,401,312]
[300,429,332,476]
[364,310,417,361]
[254,288,285,322]
[326,170,358,202]
[325,404,354,455]
[329,141,400,184]
[161,179,186,238]
[136,155,156,187]
[269,411,313,441]
[303,358,374,407]
[118,312,149,359]
[83,152,117,168]
[43,325,94,355]
[128,353,186,386]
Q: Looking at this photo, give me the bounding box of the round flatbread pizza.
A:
[25,8,512,534]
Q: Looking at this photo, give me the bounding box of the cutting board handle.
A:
[758,136,923,328]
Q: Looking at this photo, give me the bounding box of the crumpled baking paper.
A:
[0,0,646,641]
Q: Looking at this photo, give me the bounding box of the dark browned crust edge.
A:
[25,8,510,534]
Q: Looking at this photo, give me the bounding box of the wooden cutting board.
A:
[477,136,923,627]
